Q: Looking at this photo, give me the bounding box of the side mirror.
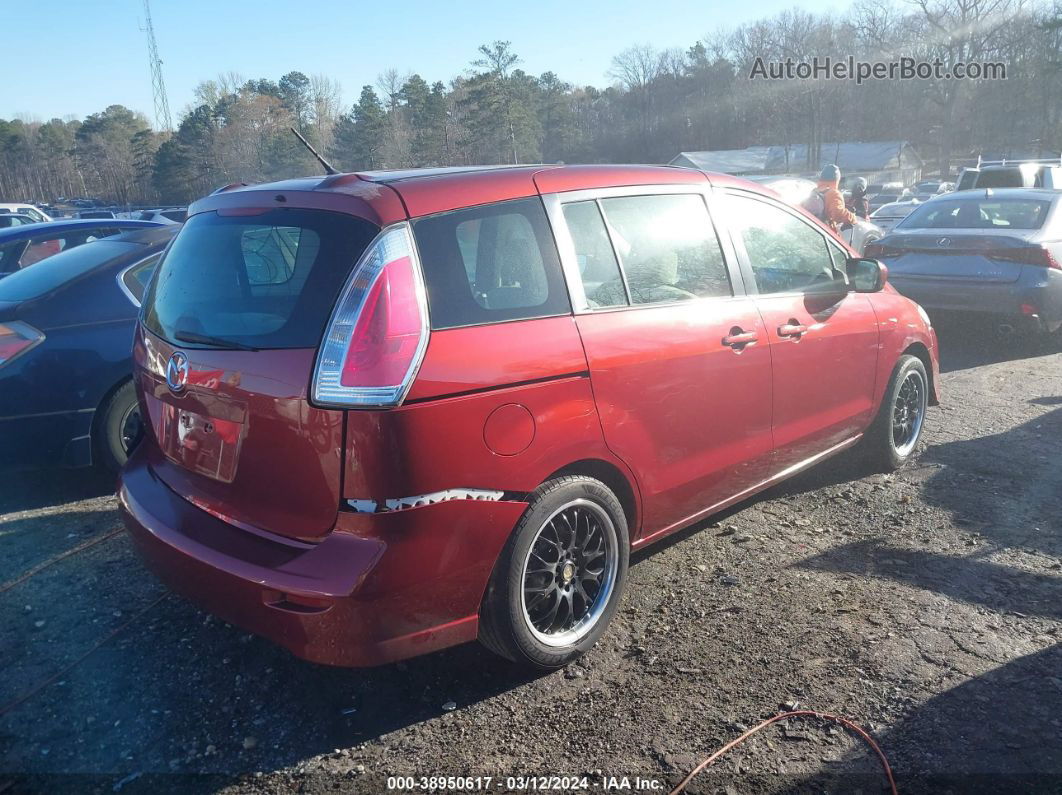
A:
[846,257,888,293]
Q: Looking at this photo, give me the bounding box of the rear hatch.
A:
[875,232,1040,283]
[137,206,380,541]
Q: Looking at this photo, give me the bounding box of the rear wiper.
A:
[173,330,258,351]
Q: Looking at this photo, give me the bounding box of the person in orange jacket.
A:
[808,163,856,232]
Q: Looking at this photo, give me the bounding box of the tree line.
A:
[1,0,1059,206]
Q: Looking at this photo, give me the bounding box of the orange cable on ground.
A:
[0,592,169,718]
[0,527,124,595]
[669,709,898,795]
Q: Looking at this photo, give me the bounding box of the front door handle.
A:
[778,322,808,338]
[722,329,759,348]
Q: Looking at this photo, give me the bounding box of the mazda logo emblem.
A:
[937,237,952,247]
[166,351,189,393]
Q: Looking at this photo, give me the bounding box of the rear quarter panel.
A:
[344,316,639,519]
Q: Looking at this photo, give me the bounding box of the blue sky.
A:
[7,0,840,124]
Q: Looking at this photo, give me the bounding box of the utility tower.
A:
[141,0,173,131]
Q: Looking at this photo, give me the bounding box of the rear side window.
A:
[597,194,731,305]
[120,255,161,305]
[142,209,379,349]
[412,198,570,329]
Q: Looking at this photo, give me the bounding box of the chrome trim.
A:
[115,252,162,308]
[346,488,506,514]
[310,221,430,408]
[634,434,863,548]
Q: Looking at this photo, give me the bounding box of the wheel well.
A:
[546,459,639,536]
[901,342,936,404]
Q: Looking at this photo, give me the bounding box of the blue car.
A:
[0,218,163,277]
[0,225,178,471]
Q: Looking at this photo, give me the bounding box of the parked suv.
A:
[956,158,1062,191]
[119,165,940,670]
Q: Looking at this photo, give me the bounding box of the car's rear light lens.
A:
[0,321,44,368]
[988,246,1061,269]
[311,223,428,407]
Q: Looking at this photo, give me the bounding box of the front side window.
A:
[0,240,28,273]
[19,236,66,267]
[724,194,835,295]
[598,194,731,305]
[412,197,570,329]
[142,208,379,349]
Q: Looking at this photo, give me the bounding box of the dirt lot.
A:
[2,323,1061,794]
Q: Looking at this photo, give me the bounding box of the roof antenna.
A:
[290,127,339,176]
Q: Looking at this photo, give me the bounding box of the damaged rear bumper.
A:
[118,446,528,667]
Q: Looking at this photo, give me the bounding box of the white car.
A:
[870,199,922,235]
[0,203,52,223]
[135,208,187,225]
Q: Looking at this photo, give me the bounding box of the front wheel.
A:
[862,354,929,471]
[479,476,629,669]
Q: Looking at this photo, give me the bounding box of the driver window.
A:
[597,194,731,306]
[725,194,834,295]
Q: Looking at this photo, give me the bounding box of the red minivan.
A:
[118,165,940,670]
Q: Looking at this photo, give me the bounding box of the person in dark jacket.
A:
[847,177,870,220]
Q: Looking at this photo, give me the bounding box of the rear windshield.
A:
[0,240,135,301]
[142,208,378,349]
[899,198,1051,230]
[975,169,1025,189]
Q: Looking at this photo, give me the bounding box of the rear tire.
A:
[96,380,143,472]
[862,354,928,471]
[479,476,629,670]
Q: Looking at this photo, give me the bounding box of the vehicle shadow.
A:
[2,577,550,788]
[799,537,1061,621]
[788,643,1062,793]
[0,466,115,514]
[933,316,1059,374]
[918,404,1062,558]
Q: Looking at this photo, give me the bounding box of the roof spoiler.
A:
[210,182,249,195]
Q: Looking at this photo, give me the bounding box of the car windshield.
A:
[142,208,378,349]
[899,198,1051,230]
[0,240,135,301]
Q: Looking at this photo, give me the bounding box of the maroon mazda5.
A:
[119,164,940,669]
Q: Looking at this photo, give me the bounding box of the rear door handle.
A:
[722,329,759,348]
[778,322,808,338]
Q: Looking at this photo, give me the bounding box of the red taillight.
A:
[339,256,423,388]
[0,322,44,367]
[988,246,1061,269]
[311,224,428,407]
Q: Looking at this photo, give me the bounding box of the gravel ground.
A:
[1,322,1061,794]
